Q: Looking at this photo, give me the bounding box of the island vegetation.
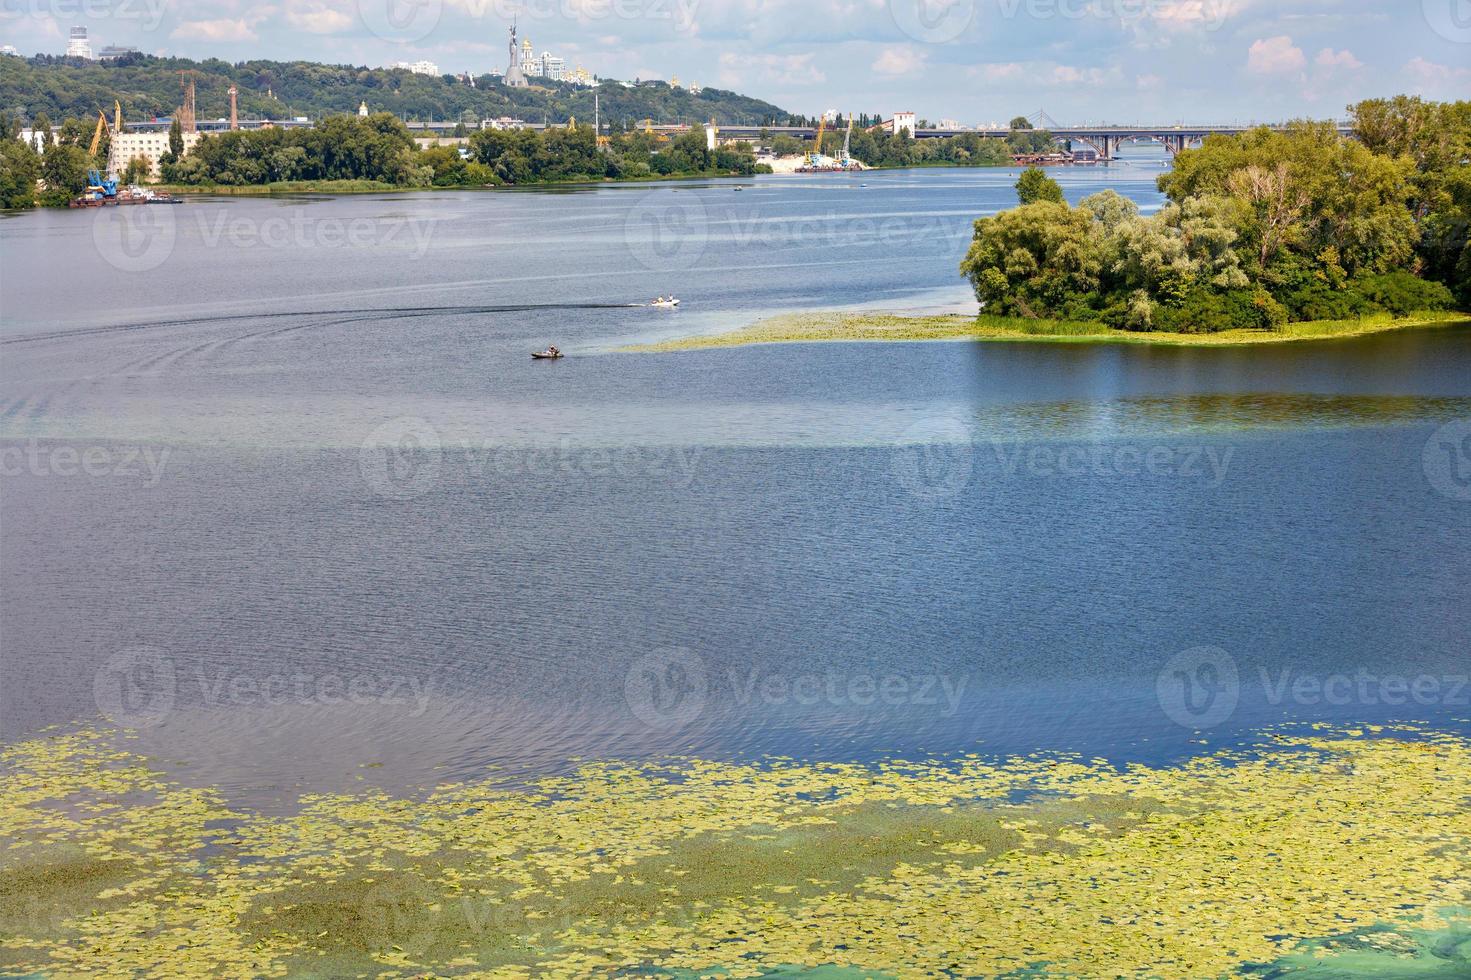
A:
[961,96,1470,333]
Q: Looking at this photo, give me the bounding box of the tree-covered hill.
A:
[0,53,794,128]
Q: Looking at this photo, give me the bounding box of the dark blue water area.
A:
[2,414,1468,803]
[2,168,1469,807]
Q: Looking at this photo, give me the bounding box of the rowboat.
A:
[531,350,563,359]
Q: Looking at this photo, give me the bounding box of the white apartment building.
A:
[393,60,440,76]
[108,130,203,179]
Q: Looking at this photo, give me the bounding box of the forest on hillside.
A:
[0,53,793,127]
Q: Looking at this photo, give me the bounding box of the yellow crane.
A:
[806,116,827,166]
[88,101,124,158]
[88,109,108,156]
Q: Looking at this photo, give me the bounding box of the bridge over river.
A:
[714,123,1354,159]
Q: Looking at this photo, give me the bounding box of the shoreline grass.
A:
[624,309,1471,352]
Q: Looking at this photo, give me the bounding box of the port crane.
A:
[805,116,827,167]
[87,101,123,157]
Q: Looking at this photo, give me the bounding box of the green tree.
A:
[31,110,52,148]
[121,155,151,184]
[39,141,88,204]
[0,137,40,208]
[168,117,184,159]
[960,201,1100,318]
[1016,167,1063,205]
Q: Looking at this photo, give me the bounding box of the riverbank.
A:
[626,309,1471,352]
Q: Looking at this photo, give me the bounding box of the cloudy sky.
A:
[4,0,1469,123]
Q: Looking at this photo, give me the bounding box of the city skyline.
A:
[3,1,1468,122]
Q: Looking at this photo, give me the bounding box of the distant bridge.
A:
[714,123,1355,159]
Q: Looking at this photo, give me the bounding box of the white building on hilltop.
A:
[889,112,916,136]
[393,60,439,76]
[2,45,20,57]
[540,53,564,81]
[66,26,91,59]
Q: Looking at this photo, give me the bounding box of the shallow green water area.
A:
[3,727,1470,978]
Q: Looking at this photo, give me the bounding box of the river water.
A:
[2,159,1469,805]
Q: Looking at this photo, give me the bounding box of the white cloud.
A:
[285,6,354,34]
[1314,48,1362,71]
[170,19,260,42]
[975,62,1025,82]
[1136,73,1163,89]
[967,61,1117,87]
[717,53,826,88]
[1246,35,1305,75]
[872,47,925,77]
[1404,56,1471,85]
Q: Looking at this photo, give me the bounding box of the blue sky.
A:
[3,0,1469,122]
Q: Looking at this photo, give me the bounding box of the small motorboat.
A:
[531,349,563,359]
[650,297,681,309]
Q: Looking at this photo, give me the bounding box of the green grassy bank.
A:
[625,310,1471,352]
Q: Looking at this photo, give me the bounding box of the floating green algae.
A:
[3,726,1470,978]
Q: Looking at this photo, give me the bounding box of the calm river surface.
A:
[2,160,1469,805]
